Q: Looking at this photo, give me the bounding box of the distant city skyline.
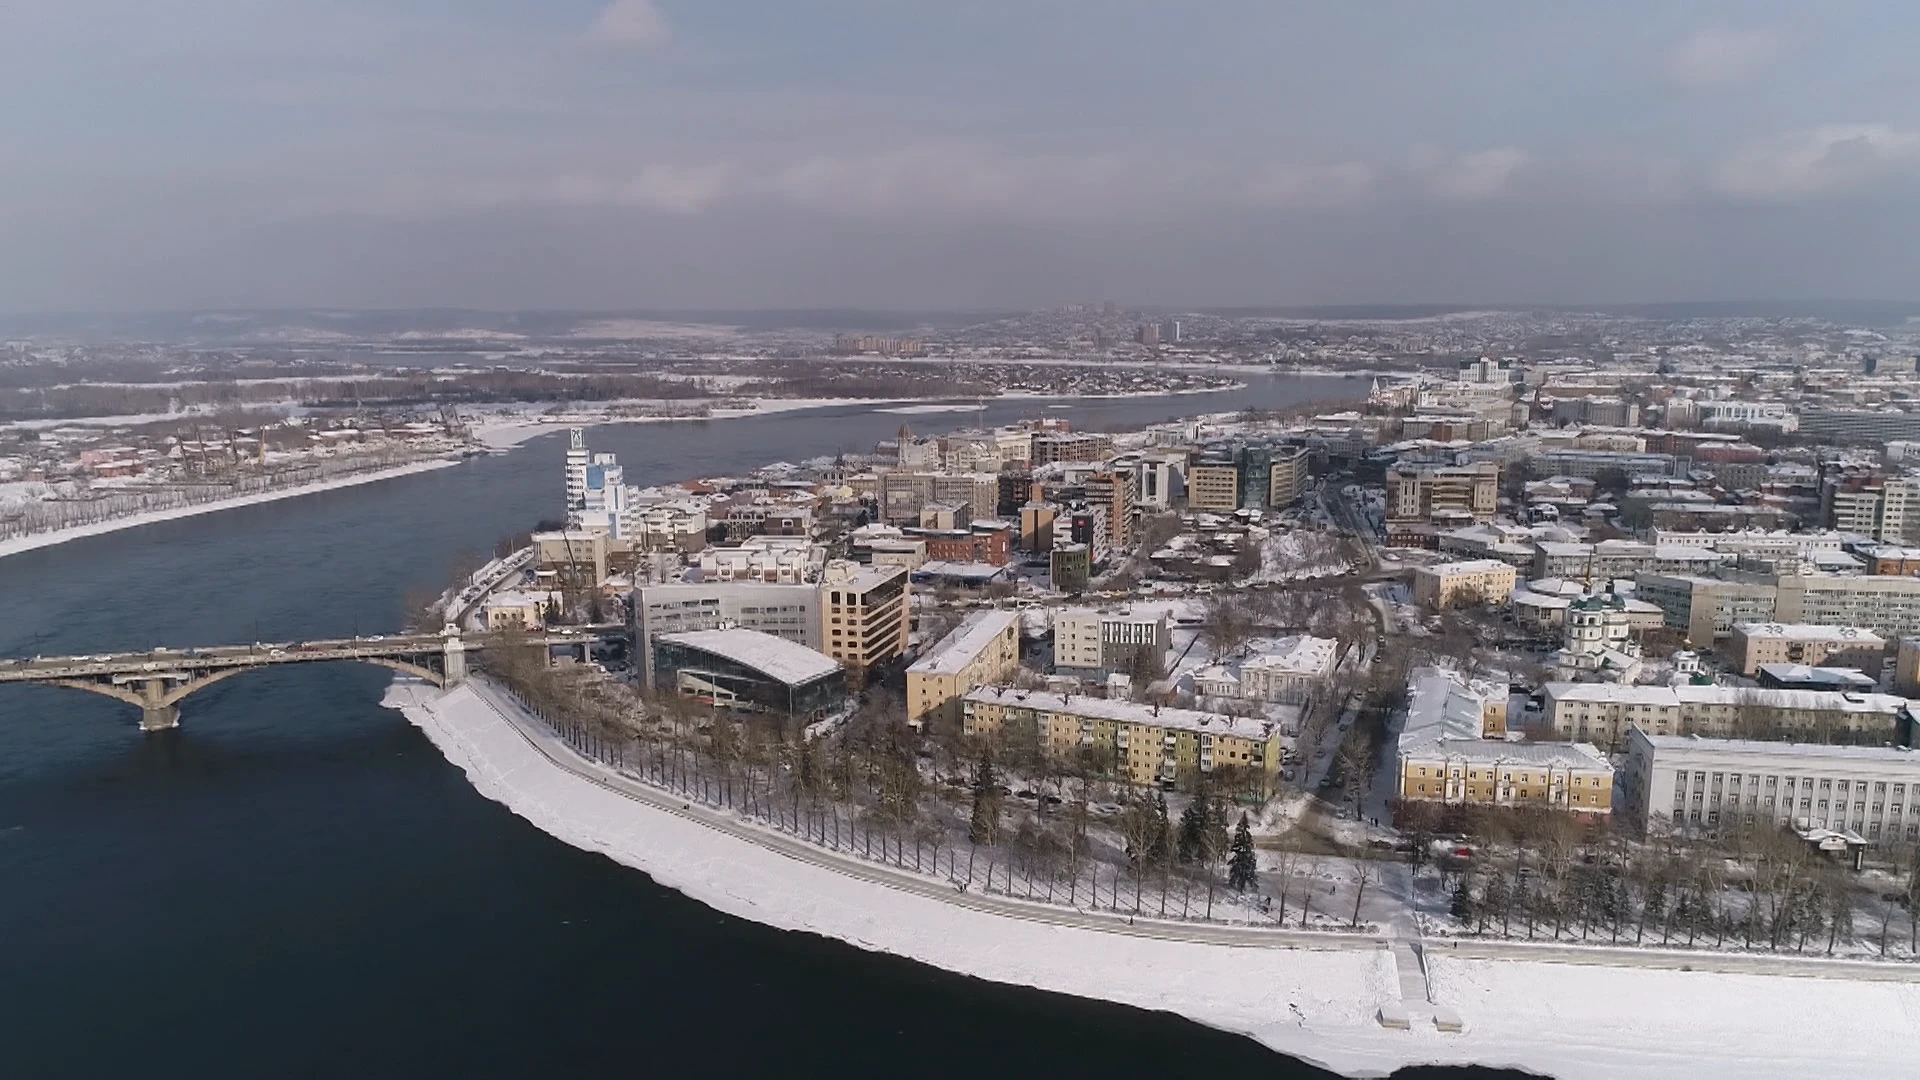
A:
[5,1,1920,312]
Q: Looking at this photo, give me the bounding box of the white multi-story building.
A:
[1645,529,1845,561]
[565,427,591,512]
[698,537,825,584]
[1542,682,1911,748]
[1052,608,1172,677]
[1622,727,1920,842]
[1191,635,1339,706]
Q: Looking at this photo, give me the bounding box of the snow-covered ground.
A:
[0,457,460,562]
[387,676,1920,1079]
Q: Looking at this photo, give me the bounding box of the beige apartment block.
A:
[1411,559,1518,609]
[1727,623,1885,677]
[906,609,1022,730]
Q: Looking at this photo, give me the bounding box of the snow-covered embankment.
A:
[386,678,1920,1080]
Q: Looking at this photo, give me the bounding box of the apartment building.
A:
[1052,608,1172,677]
[1396,668,1611,814]
[1542,682,1910,748]
[818,561,910,673]
[961,687,1284,792]
[1386,462,1500,525]
[1411,559,1519,609]
[1727,623,1886,677]
[1622,727,1920,842]
[905,609,1022,730]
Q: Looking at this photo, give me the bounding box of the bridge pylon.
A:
[137,678,181,732]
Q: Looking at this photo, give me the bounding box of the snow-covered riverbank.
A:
[468,397,880,449]
[386,677,1920,1079]
[0,457,461,562]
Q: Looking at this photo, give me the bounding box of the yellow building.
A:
[1397,668,1611,814]
[1411,559,1518,610]
[961,687,1284,792]
[906,610,1022,730]
[819,562,911,682]
[1268,446,1310,506]
[1187,462,1240,513]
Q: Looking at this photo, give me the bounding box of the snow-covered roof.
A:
[659,629,842,686]
[909,610,1020,675]
[962,686,1279,742]
[1733,622,1884,644]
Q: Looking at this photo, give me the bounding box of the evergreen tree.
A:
[1227,813,1258,892]
[1176,798,1207,865]
[1450,875,1477,923]
[968,752,1001,847]
[1150,792,1173,866]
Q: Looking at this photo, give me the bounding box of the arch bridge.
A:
[0,626,624,731]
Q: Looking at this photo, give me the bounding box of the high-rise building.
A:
[565,427,590,512]
[818,562,911,683]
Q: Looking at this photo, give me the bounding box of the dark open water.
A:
[0,378,1518,1079]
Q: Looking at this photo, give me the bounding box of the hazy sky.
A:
[4,1,1919,312]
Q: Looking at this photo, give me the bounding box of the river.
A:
[0,377,1500,1079]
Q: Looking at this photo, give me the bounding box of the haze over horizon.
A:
[6,1,1920,313]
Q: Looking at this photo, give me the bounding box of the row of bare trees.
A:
[1413,802,1920,958]
[481,643,1282,924]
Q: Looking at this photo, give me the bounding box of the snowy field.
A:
[0,457,460,563]
[386,677,1920,1078]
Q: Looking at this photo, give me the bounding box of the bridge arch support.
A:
[35,655,450,732]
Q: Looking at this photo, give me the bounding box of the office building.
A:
[1542,682,1910,748]
[652,628,846,722]
[1187,450,1240,513]
[818,562,911,680]
[632,581,820,681]
[1396,668,1611,814]
[1387,462,1499,526]
[1621,727,1920,842]
[1052,607,1172,678]
[1268,445,1310,506]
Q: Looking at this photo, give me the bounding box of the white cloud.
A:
[1410,146,1530,201]
[1241,161,1374,208]
[589,0,671,49]
[1715,124,1920,199]
[1666,26,1789,88]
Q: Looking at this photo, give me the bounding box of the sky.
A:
[3,0,1918,313]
